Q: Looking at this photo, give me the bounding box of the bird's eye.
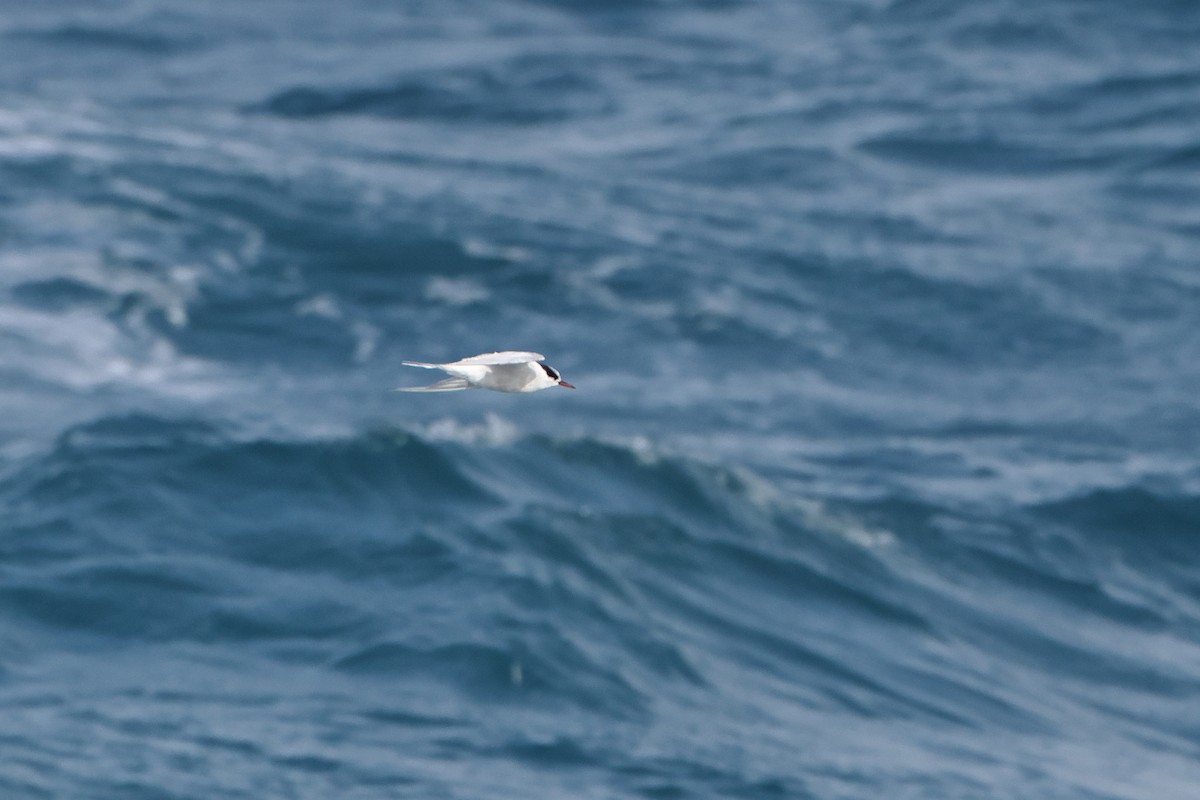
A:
[541,364,559,380]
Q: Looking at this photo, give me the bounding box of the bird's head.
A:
[540,363,575,389]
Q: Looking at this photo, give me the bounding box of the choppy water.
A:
[2,1,1200,798]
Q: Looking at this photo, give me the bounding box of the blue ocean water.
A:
[2,0,1200,797]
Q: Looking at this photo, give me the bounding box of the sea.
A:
[1,1,1199,798]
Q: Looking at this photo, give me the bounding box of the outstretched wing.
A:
[450,351,545,366]
[391,377,472,392]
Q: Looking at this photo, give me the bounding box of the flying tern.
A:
[393,351,575,393]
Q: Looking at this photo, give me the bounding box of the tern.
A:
[393,351,575,393]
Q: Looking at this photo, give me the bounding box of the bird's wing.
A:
[451,351,545,366]
[391,377,472,392]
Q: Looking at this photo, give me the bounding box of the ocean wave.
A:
[1034,486,1200,568]
[255,57,613,124]
[0,412,912,616]
[858,133,1130,175]
[5,0,1200,794]
[11,23,193,56]
[8,413,1127,734]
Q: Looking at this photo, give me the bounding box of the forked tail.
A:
[391,377,471,392]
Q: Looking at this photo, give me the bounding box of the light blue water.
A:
[2,1,1199,798]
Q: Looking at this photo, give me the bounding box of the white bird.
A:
[392,351,576,393]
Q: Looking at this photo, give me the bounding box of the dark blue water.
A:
[3,1,1200,797]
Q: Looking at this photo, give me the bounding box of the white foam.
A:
[794,498,898,549]
[461,237,529,263]
[421,412,520,446]
[295,293,343,320]
[2,303,227,402]
[350,321,380,364]
[424,276,490,306]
